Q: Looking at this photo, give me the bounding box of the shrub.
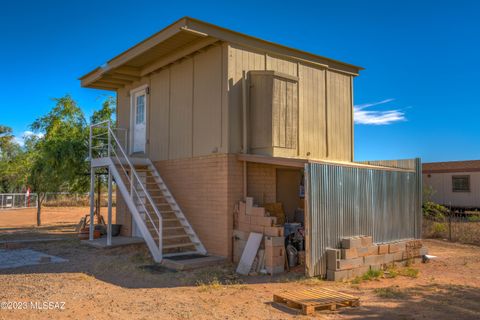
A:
[432,222,447,237]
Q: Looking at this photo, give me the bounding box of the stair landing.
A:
[161,254,226,271]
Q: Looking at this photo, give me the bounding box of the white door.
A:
[132,89,147,153]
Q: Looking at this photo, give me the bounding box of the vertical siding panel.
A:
[228,44,266,153]
[193,46,223,156]
[266,55,298,76]
[169,58,193,159]
[327,70,352,161]
[149,69,170,160]
[298,64,326,159]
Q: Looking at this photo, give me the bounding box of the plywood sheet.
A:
[236,232,263,275]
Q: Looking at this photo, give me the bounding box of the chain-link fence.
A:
[423,210,480,245]
[43,192,116,207]
[0,193,38,210]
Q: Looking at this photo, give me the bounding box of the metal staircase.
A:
[89,121,206,262]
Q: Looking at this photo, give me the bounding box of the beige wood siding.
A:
[249,71,298,157]
[327,70,353,161]
[115,45,226,161]
[272,77,298,149]
[298,64,326,158]
[266,55,298,77]
[249,73,272,150]
[169,59,193,159]
[193,46,223,156]
[228,44,353,161]
[149,69,170,160]
[228,44,266,153]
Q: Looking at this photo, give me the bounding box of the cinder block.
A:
[360,236,373,247]
[237,212,251,224]
[237,222,250,232]
[239,201,246,215]
[326,269,349,281]
[337,257,364,270]
[397,241,407,252]
[389,241,406,253]
[341,237,362,249]
[369,264,382,271]
[341,248,358,259]
[251,216,276,227]
[364,255,384,266]
[419,247,428,256]
[265,245,285,258]
[251,207,266,217]
[266,265,284,275]
[233,229,249,241]
[350,266,369,278]
[265,255,285,268]
[250,224,264,234]
[384,253,395,264]
[378,244,389,255]
[357,245,378,257]
[245,197,253,215]
[265,236,285,247]
[393,251,405,261]
[264,226,283,237]
[327,248,341,271]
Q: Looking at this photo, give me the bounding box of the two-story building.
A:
[81,17,422,277]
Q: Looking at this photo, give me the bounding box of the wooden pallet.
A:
[273,287,360,315]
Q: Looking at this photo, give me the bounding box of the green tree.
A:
[0,125,13,151]
[91,95,116,124]
[29,95,89,226]
[0,125,26,192]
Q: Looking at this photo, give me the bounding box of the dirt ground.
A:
[0,206,115,241]
[0,207,479,320]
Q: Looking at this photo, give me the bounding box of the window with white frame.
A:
[135,94,145,124]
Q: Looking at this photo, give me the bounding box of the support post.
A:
[89,167,95,241]
[107,168,113,246]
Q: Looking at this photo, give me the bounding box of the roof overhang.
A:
[80,17,364,91]
[238,154,414,172]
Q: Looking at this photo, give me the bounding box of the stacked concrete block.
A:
[233,199,286,274]
[265,235,285,274]
[327,235,428,281]
[234,199,284,237]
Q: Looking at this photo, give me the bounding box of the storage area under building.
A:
[233,161,307,275]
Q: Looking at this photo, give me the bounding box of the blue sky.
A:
[0,0,479,162]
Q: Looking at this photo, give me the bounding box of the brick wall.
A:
[247,163,276,205]
[154,154,243,257]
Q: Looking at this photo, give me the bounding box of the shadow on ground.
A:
[341,283,480,319]
[0,226,306,289]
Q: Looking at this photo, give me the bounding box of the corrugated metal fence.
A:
[305,158,422,277]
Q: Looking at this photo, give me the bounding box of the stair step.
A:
[163,251,199,258]
[163,235,190,240]
[163,226,185,230]
[163,243,197,249]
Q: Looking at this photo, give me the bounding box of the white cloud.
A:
[354,99,407,125]
[14,131,44,146]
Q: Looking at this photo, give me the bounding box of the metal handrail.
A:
[89,121,162,246]
[109,145,160,235]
